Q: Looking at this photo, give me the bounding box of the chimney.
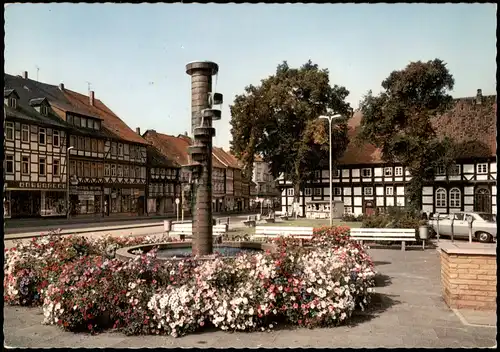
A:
[136,127,141,135]
[476,89,482,105]
[59,83,65,91]
[89,90,95,106]
[184,131,188,136]
[22,71,28,79]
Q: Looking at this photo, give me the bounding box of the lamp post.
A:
[319,112,342,226]
[66,146,74,219]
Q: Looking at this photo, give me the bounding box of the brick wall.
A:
[441,251,497,310]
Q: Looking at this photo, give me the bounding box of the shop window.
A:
[91,139,97,152]
[4,191,11,218]
[84,162,91,177]
[6,155,14,173]
[77,161,83,177]
[21,125,29,142]
[22,156,29,174]
[5,122,14,140]
[53,159,60,175]
[53,130,60,146]
[42,191,66,216]
[39,128,46,145]
[70,161,76,176]
[39,158,46,175]
[111,164,117,177]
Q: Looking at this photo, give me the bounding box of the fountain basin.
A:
[115,241,276,263]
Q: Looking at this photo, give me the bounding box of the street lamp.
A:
[66,146,74,219]
[319,112,342,226]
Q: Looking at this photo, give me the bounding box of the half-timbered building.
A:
[4,72,149,218]
[278,89,497,217]
[4,73,69,218]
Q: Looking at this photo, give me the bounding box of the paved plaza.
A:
[3,247,496,348]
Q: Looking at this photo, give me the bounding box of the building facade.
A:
[278,90,497,216]
[253,156,281,208]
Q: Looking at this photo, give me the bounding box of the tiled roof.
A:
[4,73,148,145]
[147,145,180,168]
[212,147,241,169]
[143,130,192,166]
[338,93,497,165]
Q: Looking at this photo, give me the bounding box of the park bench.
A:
[252,226,314,241]
[216,217,230,225]
[167,223,228,241]
[349,228,417,251]
[243,215,257,228]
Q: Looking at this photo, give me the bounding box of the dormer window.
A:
[4,89,20,109]
[41,105,49,116]
[8,97,17,108]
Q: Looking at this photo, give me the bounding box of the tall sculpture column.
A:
[186,61,221,256]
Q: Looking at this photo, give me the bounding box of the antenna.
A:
[86,81,92,94]
[35,65,40,81]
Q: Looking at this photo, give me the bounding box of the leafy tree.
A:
[358,59,457,210]
[230,60,352,204]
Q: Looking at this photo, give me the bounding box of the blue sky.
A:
[5,3,496,149]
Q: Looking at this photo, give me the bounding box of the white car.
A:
[429,212,496,243]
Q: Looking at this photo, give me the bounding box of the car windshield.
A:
[476,213,496,222]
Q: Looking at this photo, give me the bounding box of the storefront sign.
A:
[79,194,95,201]
[7,181,65,190]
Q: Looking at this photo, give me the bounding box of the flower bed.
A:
[4,226,376,337]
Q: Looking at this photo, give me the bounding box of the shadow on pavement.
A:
[373,261,391,266]
[349,293,402,326]
[373,273,392,288]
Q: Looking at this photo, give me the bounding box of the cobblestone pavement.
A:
[3,248,497,348]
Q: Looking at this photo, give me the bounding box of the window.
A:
[21,125,29,142]
[395,167,403,176]
[97,163,103,177]
[435,165,446,175]
[91,163,97,177]
[22,156,29,174]
[385,186,394,196]
[8,97,17,108]
[334,187,342,196]
[449,164,460,176]
[333,169,340,178]
[117,165,123,177]
[67,115,74,125]
[81,118,87,128]
[69,135,76,149]
[39,158,46,175]
[436,188,447,208]
[5,122,14,140]
[85,138,90,151]
[93,120,100,130]
[6,155,14,173]
[124,165,129,177]
[315,170,321,179]
[304,188,312,196]
[124,144,129,155]
[135,166,140,179]
[77,161,83,177]
[53,130,60,146]
[74,116,81,127]
[384,167,393,176]
[361,168,372,177]
[130,166,135,178]
[449,188,461,208]
[52,159,60,175]
[118,143,123,156]
[476,163,488,174]
[70,161,76,176]
[111,143,117,156]
[78,136,84,150]
[40,105,49,116]
[98,140,104,153]
[91,139,97,152]
[287,188,294,196]
[111,164,116,177]
[130,146,136,159]
[104,164,110,177]
[314,188,322,196]
[84,162,91,177]
[364,187,373,196]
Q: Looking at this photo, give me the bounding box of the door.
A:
[474,188,491,213]
[364,200,375,216]
[452,213,469,238]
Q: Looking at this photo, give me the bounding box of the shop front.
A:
[104,186,145,216]
[69,185,103,216]
[5,181,66,218]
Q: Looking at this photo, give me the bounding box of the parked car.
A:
[429,212,497,243]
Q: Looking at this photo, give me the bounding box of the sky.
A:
[4,3,497,149]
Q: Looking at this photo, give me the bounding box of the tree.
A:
[230,60,352,205]
[358,59,456,210]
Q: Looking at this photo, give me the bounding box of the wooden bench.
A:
[252,226,314,240]
[216,217,230,225]
[349,228,417,251]
[168,223,228,241]
[243,215,257,228]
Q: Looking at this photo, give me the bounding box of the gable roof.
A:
[29,97,48,106]
[212,147,241,169]
[339,92,497,165]
[147,144,180,168]
[4,73,148,145]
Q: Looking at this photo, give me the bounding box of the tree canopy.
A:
[358,58,457,209]
[229,60,352,201]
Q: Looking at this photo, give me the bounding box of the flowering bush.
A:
[5,226,376,337]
